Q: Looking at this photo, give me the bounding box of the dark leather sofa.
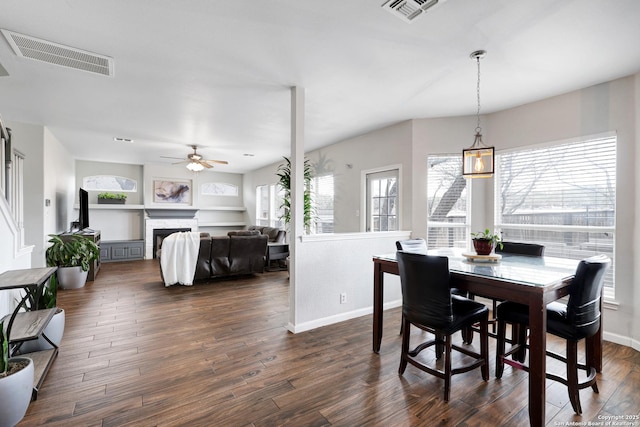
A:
[193,231,269,280]
[247,225,286,244]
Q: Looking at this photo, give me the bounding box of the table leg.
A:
[527,299,547,427]
[373,262,384,353]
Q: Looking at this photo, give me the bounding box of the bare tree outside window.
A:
[427,156,468,248]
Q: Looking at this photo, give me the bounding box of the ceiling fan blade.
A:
[171,160,189,165]
[161,155,186,160]
[205,159,229,165]
[199,160,214,169]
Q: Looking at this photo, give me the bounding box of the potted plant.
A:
[45,234,99,289]
[0,320,35,427]
[18,276,65,353]
[276,156,315,232]
[471,228,503,255]
[97,192,127,204]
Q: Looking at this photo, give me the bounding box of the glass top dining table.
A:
[371,248,598,427]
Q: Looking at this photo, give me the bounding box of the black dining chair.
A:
[396,251,489,402]
[495,254,611,414]
[395,239,466,297]
[395,239,468,337]
[465,242,545,344]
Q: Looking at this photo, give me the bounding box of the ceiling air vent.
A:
[0,29,114,77]
[381,0,445,23]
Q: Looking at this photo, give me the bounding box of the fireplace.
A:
[152,227,191,258]
[144,213,198,259]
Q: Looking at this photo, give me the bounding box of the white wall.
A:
[44,128,75,240]
[291,231,409,332]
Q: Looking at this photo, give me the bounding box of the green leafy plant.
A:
[23,276,57,311]
[45,234,99,272]
[97,192,126,200]
[0,320,8,375]
[276,156,315,230]
[471,228,503,250]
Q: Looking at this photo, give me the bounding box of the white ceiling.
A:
[1,0,639,173]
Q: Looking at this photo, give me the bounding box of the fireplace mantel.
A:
[145,209,198,219]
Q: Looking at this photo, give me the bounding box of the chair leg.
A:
[398,317,409,375]
[443,334,452,402]
[492,299,498,333]
[435,332,444,359]
[496,318,506,378]
[515,325,528,362]
[566,340,582,415]
[480,318,489,381]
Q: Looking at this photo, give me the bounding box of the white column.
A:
[288,86,304,332]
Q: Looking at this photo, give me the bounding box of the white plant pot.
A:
[18,308,65,353]
[0,357,34,427]
[57,266,89,289]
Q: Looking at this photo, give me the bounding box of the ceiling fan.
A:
[161,145,228,171]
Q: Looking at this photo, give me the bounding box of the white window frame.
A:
[494,133,616,300]
[361,165,402,232]
[255,184,284,228]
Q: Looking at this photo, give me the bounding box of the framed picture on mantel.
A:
[153,179,191,204]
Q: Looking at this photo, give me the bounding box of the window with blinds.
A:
[495,136,616,294]
[256,184,284,228]
[427,155,469,249]
[311,174,334,233]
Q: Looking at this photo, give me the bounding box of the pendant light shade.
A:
[463,50,494,178]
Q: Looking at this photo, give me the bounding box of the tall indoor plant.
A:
[276,156,315,232]
[0,320,35,427]
[45,234,99,289]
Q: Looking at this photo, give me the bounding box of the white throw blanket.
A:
[160,231,201,286]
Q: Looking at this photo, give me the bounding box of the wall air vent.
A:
[0,29,114,77]
[381,0,445,23]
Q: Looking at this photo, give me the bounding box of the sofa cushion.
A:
[210,236,231,276]
[228,234,268,274]
[228,230,260,237]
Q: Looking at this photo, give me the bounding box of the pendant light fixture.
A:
[463,50,494,178]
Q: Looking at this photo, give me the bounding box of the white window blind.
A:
[427,155,469,249]
[495,136,616,293]
[256,184,284,228]
[311,174,334,233]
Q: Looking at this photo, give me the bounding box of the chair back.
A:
[396,251,452,327]
[496,242,545,257]
[396,238,428,254]
[567,255,611,337]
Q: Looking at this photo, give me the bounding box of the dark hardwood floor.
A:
[19,260,640,426]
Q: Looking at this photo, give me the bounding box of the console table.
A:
[0,267,58,399]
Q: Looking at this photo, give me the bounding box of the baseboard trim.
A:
[287,299,402,334]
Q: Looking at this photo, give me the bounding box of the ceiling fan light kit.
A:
[463,50,494,178]
[160,145,229,172]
